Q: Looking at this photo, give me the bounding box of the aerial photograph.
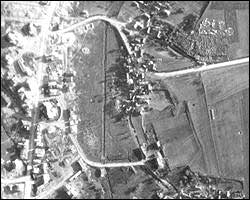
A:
[1,1,249,199]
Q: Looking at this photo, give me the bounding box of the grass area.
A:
[108,168,160,199]
[210,91,244,178]
[187,94,220,176]
[143,44,195,72]
[201,62,249,105]
[71,21,106,161]
[70,1,112,17]
[167,1,209,26]
[144,106,200,168]
[105,24,138,162]
[202,63,249,191]
[71,21,138,162]
[159,74,218,175]
[1,126,14,162]
[242,88,249,198]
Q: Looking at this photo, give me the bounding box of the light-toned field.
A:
[209,92,244,178]
[72,21,106,162]
[159,73,220,175]
[202,62,249,195]
[201,62,249,105]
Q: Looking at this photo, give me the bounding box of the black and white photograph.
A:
[1,1,249,199]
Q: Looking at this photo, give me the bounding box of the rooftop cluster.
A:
[158,166,245,199]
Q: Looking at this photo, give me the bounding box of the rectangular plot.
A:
[210,92,244,179]
[187,96,220,176]
[73,22,106,161]
[104,24,138,162]
[241,89,249,197]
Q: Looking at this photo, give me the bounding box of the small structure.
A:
[5,31,24,47]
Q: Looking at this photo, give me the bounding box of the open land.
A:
[72,21,105,162]
[72,21,139,163]
[143,108,200,169]
[143,45,195,72]
[241,88,249,198]
[167,1,209,26]
[201,62,249,196]
[148,73,220,176]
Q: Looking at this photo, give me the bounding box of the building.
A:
[20,139,30,160]
[34,148,45,158]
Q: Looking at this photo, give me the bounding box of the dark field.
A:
[105,25,138,162]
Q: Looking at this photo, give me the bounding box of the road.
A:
[28,1,58,167]
[25,2,58,199]
[1,176,31,185]
[152,57,249,78]
[69,134,146,168]
[51,14,249,78]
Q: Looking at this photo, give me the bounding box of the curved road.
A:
[52,15,249,77]
[51,15,132,55]
[69,134,146,168]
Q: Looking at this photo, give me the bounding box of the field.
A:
[242,89,249,198]
[152,62,249,178]
[116,1,140,23]
[71,21,138,162]
[143,45,195,72]
[141,75,208,173]
[163,74,220,175]
[209,92,244,178]
[70,1,124,18]
[105,24,138,162]
[1,126,14,165]
[201,61,249,105]
[71,21,105,162]
[166,1,209,26]
[201,63,249,196]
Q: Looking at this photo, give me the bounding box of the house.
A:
[35,148,45,158]
[20,139,29,160]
